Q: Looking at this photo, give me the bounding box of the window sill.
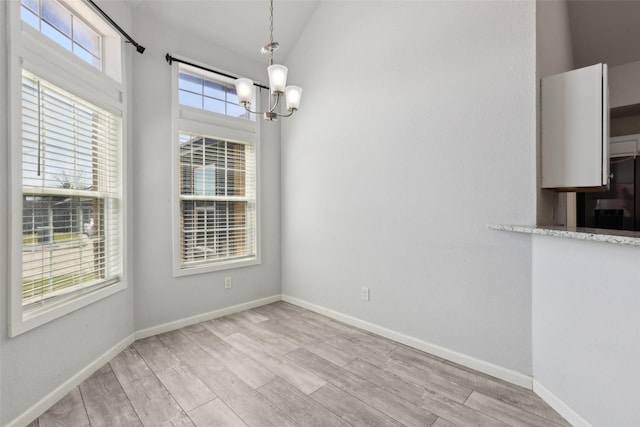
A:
[10,281,127,337]
[173,257,260,277]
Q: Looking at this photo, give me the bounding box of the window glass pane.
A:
[179,73,203,94]
[21,6,40,29]
[181,200,250,263]
[41,0,71,37]
[226,103,249,119]
[204,80,225,100]
[22,196,103,305]
[73,18,100,57]
[179,90,203,109]
[21,0,39,14]
[203,97,225,114]
[226,88,239,104]
[41,21,72,51]
[194,166,216,196]
[73,43,101,69]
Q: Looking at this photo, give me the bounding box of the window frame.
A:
[20,0,104,71]
[7,0,127,336]
[171,62,261,277]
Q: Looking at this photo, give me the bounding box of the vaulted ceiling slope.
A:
[132,0,320,61]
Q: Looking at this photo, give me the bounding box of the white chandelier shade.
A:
[267,64,288,93]
[285,86,303,111]
[235,78,254,105]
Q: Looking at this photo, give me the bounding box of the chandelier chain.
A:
[269,0,274,45]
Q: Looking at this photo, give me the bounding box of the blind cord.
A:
[37,80,42,177]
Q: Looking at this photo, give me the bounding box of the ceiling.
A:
[131,0,640,69]
[134,0,320,61]
[568,0,640,68]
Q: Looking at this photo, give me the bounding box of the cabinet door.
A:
[541,63,609,189]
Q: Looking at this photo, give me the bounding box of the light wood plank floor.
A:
[27,302,571,427]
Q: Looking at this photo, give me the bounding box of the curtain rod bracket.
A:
[84,0,145,54]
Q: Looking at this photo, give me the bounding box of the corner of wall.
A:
[535,0,575,226]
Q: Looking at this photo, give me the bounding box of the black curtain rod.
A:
[84,0,145,54]
[166,53,269,90]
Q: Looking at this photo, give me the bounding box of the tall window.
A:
[21,71,121,306]
[174,64,259,275]
[9,0,124,335]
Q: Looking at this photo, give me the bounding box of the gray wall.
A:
[532,236,640,426]
[0,2,136,425]
[130,6,282,331]
[281,1,536,375]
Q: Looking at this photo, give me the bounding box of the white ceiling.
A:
[131,0,640,69]
[568,0,640,68]
[134,0,320,61]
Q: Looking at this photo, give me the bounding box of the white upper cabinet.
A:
[541,63,609,190]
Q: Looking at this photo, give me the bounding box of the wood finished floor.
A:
[27,302,571,427]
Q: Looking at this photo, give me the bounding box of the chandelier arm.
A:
[241,104,263,115]
[268,92,281,113]
[274,109,295,118]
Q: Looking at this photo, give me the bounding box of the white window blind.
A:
[21,70,121,307]
[179,132,256,268]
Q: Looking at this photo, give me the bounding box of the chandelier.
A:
[235,0,302,121]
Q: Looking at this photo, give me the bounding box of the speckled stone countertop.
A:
[488,224,640,246]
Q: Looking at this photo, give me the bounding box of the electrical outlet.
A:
[361,286,370,301]
[224,276,232,289]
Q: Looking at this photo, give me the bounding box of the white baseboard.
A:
[135,294,282,340]
[533,379,593,427]
[282,294,533,389]
[6,333,135,427]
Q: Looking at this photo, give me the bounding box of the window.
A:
[179,134,256,267]
[21,0,102,70]
[179,71,255,120]
[173,64,259,275]
[21,71,121,307]
[8,0,125,335]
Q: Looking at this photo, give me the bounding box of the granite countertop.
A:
[488,224,640,246]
